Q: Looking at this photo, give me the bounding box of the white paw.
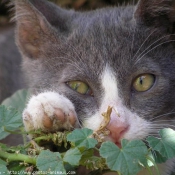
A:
[22,91,78,133]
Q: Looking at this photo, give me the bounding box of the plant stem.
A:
[34,135,51,143]
[0,150,36,165]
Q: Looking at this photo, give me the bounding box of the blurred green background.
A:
[0,0,138,25]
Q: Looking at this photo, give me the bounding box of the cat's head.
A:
[13,0,175,144]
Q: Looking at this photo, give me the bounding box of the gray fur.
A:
[14,0,175,123]
[0,25,25,103]
[0,25,25,145]
[8,0,175,173]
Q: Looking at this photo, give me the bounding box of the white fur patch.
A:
[101,66,119,102]
[84,65,151,141]
[83,66,119,130]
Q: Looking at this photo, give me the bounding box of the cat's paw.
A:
[22,92,78,134]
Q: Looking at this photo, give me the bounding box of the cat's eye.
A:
[133,74,155,92]
[67,81,93,96]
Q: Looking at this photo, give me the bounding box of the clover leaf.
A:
[63,147,81,166]
[0,105,23,140]
[67,128,97,149]
[100,140,148,175]
[147,128,175,159]
[36,150,66,174]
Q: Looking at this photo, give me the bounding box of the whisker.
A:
[151,119,175,122]
[132,29,157,60]
[151,124,175,128]
[135,33,175,62]
[150,125,175,129]
[134,39,175,64]
[150,112,175,121]
[133,33,175,63]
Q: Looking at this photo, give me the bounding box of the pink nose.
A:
[106,122,128,144]
[106,109,129,146]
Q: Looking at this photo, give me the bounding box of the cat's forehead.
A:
[68,9,150,63]
[74,7,136,47]
[63,17,152,74]
[64,7,172,74]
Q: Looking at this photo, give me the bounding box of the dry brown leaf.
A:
[92,106,112,142]
[98,106,112,132]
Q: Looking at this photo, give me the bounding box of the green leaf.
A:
[0,105,23,140]
[100,140,148,175]
[81,155,106,171]
[147,128,175,160]
[63,147,81,166]
[80,149,94,162]
[80,149,107,170]
[7,162,26,172]
[1,89,30,113]
[67,128,97,149]
[0,159,7,166]
[0,164,8,174]
[149,150,167,164]
[36,150,66,174]
[0,143,8,151]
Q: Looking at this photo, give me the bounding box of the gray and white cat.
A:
[13,0,175,174]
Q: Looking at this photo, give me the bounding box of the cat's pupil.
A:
[139,77,143,85]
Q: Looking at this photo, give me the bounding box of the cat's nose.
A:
[106,109,129,147]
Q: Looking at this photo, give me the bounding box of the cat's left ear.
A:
[134,0,175,33]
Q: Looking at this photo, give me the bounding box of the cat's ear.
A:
[13,0,75,59]
[134,0,175,32]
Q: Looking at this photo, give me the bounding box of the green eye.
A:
[67,81,93,96]
[133,74,155,92]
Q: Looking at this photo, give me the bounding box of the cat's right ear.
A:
[13,0,75,59]
[134,0,175,33]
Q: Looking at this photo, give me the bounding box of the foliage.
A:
[0,106,22,140]
[2,89,31,115]
[0,90,175,175]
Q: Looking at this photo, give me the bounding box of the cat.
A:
[12,0,175,174]
[0,25,24,103]
[0,25,25,145]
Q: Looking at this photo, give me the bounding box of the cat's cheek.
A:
[123,114,151,140]
[83,113,103,131]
